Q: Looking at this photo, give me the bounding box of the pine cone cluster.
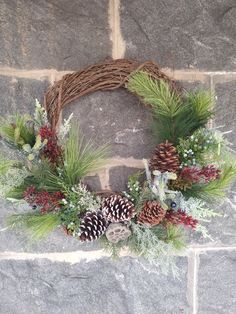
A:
[101,195,135,222]
[79,195,135,242]
[150,141,180,173]
[138,201,166,225]
[79,211,107,242]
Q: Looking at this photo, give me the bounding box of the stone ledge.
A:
[1,246,236,263]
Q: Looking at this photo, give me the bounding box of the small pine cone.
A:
[79,211,107,242]
[101,195,135,222]
[138,201,166,225]
[169,176,193,191]
[150,141,180,173]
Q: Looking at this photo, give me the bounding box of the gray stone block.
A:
[0,256,189,314]
[180,80,210,92]
[109,166,145,192]
[215,81,236,149]
[198,250,236,314]
[121,0,236,70]
[63,89,155,159]
[0,0,110,70]
[83,175,102,192]
[188,194,236,246]
[0,76,49,115]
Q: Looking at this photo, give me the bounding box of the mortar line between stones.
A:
[0,67,236,81]
[108,0,126,59]
[187,249,199,314]
[0,246,236,263]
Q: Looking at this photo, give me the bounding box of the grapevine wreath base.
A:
[1,59,236,274]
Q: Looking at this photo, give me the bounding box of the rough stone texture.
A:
[0,76,49,115]
[109,166,145,192]
[63,89,155,159]
[121,0,236,70]
[198,250,236,314]
[188,194,236,246]
[0,0,110,70]
[83,175,102,192]
[180,80,210,92]
[215,81,236,149]
[0,257,189,314]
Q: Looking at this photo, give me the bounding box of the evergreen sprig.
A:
[62,125,108,186]
[126,72,214,144]
[185,163,236,201]
[7,212,61,241]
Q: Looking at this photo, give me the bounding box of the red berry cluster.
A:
[23,186,64,213]
[39,125,63,164]
[180,165,220,184]
[165,209,198,229]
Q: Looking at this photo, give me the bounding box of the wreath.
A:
[1,59,235,274]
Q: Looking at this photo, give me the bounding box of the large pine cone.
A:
[79,211,107,242]
[150,141,180,173]
[101,195,135,222]
[138,201,166,225]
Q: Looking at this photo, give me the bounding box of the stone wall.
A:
[0,1,236,313]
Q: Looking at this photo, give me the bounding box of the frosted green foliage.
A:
[177,128,224,167]
[34,99,48,127]
[69,183,101,212]
[128,223,184,277]
[0,167,29,197]
[60,183,101,236]
[179,196,220,239]
[123,172,142,204]
[179,197,220,220]
[195,224,213,240]
[58,113,74,143]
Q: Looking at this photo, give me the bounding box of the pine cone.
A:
[101,195,135,222]
[138,201,166,225]
[169,176,193,191]
[79,211,107,242]
[150,141,180,173]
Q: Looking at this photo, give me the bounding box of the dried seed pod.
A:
[105,223,131,243]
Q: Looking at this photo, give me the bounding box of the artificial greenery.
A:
[126,71,214,145]
[7,212,61,241]
[177,128,223,167]
[0,70,235,277]
[185,163,236,202]
[62,125,108,186]
[0,114,35,148]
